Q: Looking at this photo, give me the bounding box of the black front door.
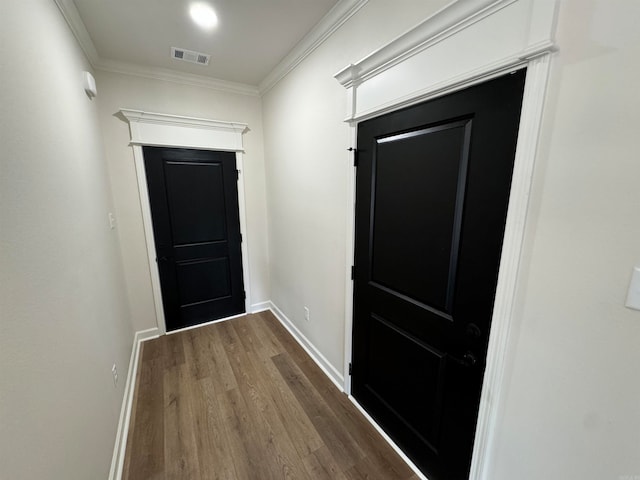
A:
[143,147,245,332]
[352,70,526,479]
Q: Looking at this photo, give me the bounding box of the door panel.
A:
[175,257,231,305]
[144,147,245,332]
[352,70,526,480]
[366,314,446,450]
[164,162,227,244]
[371,119,471,314]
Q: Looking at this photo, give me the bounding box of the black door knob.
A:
[461,352,477,367]
[450,351,478,368]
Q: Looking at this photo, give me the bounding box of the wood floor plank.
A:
[226,385,283,480]
[143,336,165,361]
[162,332,185,369]
[183,376,237,480]
[123,341,165,480]
[302,445,349,480]
[215,387,256,480]
[124,313,419,480]
[182,328,213,380]
[234,315,324,457]
[251,311,286,356]
[345,449,415,480]
[203,323,239,392]
[271,351,365,471]
[163,364,201,480]
[259,357,325,458]
[222,321,312,480]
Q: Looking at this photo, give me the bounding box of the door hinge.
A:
[236,169,240,180]
[348,147,359,167]
[351,265,355,280]
[349,362,353,375]
[242,290,246,299]
[239,233,243,243]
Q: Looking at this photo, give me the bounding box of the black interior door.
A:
[143,147,245,332]
[352,70,526,480]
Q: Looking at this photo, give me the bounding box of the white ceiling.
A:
[72,0,340,87]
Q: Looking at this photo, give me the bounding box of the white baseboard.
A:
[108,327,159,480]
[268,302,344,391]
[348,396,429,480]
[250,301,271,313]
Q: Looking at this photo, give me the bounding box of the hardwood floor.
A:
[123,311,419,480]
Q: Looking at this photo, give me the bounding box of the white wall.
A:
[0,1,134,479]
[262,0,640,478]
[95,71,270,332]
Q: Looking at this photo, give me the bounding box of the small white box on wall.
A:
[83,71,97,98]
[626,266,640,311]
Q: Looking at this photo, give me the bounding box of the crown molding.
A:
[258,0,369,95]
[96,59,260,97]
[53,0,100,65]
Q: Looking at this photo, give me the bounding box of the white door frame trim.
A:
[335,1,559,478]
[119,109,252,336]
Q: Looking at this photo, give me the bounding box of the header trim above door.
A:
[120,109,248,151]
[334,0,558,122]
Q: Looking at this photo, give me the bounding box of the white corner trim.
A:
[469,53,553,480]
[343,124,358,394]
[108,328,159,480]
[258,0,369,94]
[269,302,345,391]
[250,301,271,313]
[235,154,253,319]
[52,0,100,65]
[97,59,260,97]
[129,145,167,336]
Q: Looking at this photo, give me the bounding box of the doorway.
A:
[143,147,245,332]
[351,70,526,480]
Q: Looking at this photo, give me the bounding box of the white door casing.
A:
[334,0,559,479]
[119,109,252,336]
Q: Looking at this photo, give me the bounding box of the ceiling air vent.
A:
[171,47,210,66]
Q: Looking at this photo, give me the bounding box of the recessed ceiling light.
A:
[189,2,218,31]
